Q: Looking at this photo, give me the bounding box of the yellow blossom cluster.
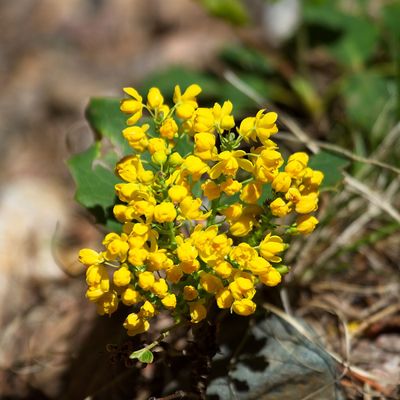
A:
[78,84,323,336]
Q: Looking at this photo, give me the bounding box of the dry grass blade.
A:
[343,173,400,223]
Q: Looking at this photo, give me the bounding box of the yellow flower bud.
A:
[169,152,183,166]
[270,197,291,217]
[147,87,164,109]
[137,271,155,291]
[183,285,198,301]
[216,288,234,309]
[201,180,221,200]
[79,249,103,267]
[296,215,318,234]
[213,261,233,279]
[113,266,132,287]
[121,286,142,306]
[160,118,178,140]
[200,273,223,294]
[152,279,169,298]
[168,185,188,203]
[295,193,319,214]
[161,293,177,309]
[260,268,281,287]
[123,313,150,336]
[232,299,256,316]
[272,172,291,193]
[152,151,168,165]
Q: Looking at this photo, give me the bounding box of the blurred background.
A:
[0,0,399,399]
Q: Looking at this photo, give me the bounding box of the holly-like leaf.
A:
[308,150,349,189]
[67,142,120,210]
[86,97,130,152]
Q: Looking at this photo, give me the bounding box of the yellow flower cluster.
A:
[78,84,323,336]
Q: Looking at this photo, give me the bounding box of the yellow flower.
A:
[123,313,150,336]
[128,247,148,267]
[209,150,253,179]
[254,110,278,144]
[216,288,234,309]
[285,152,309,178]
[115,155,154,184]
[269,197,291,217]
[137,271,155,291]
[161,293,177,309]
[173,84,202,119]
[232,299,256,316]
[240,181,262,204]
[121,286,142,306]
[113,266,132,287]
[285,187,302,204]
[295,193,319,214]
[152,278,169,298]
[229,243,257,268]
[166,265,183,283]
[213,261,233,279]
[139,300,156,318]
[254,149,283,183]
[229,215,254,237]
[147,251,168,271]
[147,87,164,109]
[79,249,103,267]
[169,152,184,166]
[122,124,149,152]
[189,302,207,323]
[229,277,254,300]
[148,138,168,155]
[120,87,143,125]
[296,215,319,234]
[194,132,217,160]
[86,265,109,291]
[177,241,198,263]
[160,118,178,140]
[221,178,242,196]
[182,155,209,181]
[193,107,214,133]
[103,233,129,262]
[221,203,243,221]
[213,101,235,132]
[272,172,292,193]
[201,180,221,200]
[259,268,281,287]
[179,196,211,221]
[246,256,271,275]
[200,273,223,294]
[154,202,177,223]
[183,285,198,301]
[180,259,200,274]
[96,291,119,316]
[260,233,286,263]
[168,185,188,203]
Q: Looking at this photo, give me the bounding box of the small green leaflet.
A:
[129,348,154,364]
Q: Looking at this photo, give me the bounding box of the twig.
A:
[350,303,400,338]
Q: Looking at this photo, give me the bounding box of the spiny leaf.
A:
[67,142,120,210]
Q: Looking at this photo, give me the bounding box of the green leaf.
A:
[330,17,379,70]
[129,348,154,364]
[342,72,390,137]
[308,150,349,188]
[220,45,274,74]
[67,143,120,210]
[86,98,129,152]
[200,0,249,26]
